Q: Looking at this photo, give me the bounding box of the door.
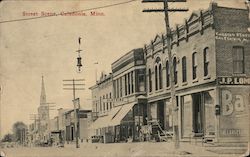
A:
[192,93,204,136]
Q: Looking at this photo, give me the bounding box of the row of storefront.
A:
[89,2,250,145]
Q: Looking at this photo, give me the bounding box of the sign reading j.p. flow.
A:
[218,76,250,85]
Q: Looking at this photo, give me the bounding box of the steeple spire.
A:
[40,76,46,106]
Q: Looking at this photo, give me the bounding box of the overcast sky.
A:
[0,0,246,137]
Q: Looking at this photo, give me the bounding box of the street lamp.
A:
[76,37,83,73]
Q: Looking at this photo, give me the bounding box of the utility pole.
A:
[142,0,188,149]
[41,102,56,143]
[30,114,40,145]
[63,79,85,148]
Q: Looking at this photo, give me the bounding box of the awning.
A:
[109,103,135,126]
[90,106,122,130]
[90,115,110,130]
[90,103,135,130]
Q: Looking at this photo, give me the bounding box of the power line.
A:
[0,0,138,24]
[142,0,188,150]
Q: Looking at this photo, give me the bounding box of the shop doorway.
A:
[157,100,165,130]
[71,126,74,141]
[192,93,204,136]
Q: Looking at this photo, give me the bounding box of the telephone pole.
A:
[41,102,56,142]
[63,79,85,148]
[142,0,188,149]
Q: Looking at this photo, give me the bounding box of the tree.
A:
[12,121,27,143]
[1,133,14,142]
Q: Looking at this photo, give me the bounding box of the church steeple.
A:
[40,76,46,106]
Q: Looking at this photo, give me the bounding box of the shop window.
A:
[203,47,209,77]
[155,65,158,90]
[192,52,197,80]
[182,56,187,82]
[166,60,170,87]
[173,57,178,84]
[148,69,152,92]
[159,64,163,89]
[233,46,244,74]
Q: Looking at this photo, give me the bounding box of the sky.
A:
[0,0,247,138]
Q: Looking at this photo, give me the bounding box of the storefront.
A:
[180,89,216,141]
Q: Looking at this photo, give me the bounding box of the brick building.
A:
[89,2,249,145]
[144,2,249,144]
[64,109,92,143]
[90,49,147,142]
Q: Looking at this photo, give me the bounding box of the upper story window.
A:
[128,73,130,95]
[125,74,127,96]
[203,47,209,77]
[182,56,187,82]
[131,71,134,93]
[116,79,119,98]
[148,69,152,92]
[166,60,170,87]
[192,52,197,80]
[233,46,244,74]
[154,57,161,91]
[173,57,178,84]
[120,77,123,97]
[159,64,163,89]
[100,97,102,111]
[155,65,158,90]
[138,69,145,92]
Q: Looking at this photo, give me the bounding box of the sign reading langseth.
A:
[218,76,250,85]
[215,32,250,43]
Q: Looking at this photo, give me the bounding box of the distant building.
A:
[64,109,92,143]
[90,48,147,142]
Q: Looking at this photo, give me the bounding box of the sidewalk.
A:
[64,141,248,157]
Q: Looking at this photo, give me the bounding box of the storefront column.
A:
[177,96,182,141]
[215,87,220,143]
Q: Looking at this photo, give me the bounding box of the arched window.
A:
[192,52,197,79]
[159,64,162,89]
[155,65,158,90]
[173,57,178,84]
[148,69,152,92]
[182,56,187,82]
[166,60,170,87]
[203,47,209,77]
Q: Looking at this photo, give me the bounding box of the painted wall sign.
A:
[219,88,249,138]
[218,76,250,85]
[215,32,250,43]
